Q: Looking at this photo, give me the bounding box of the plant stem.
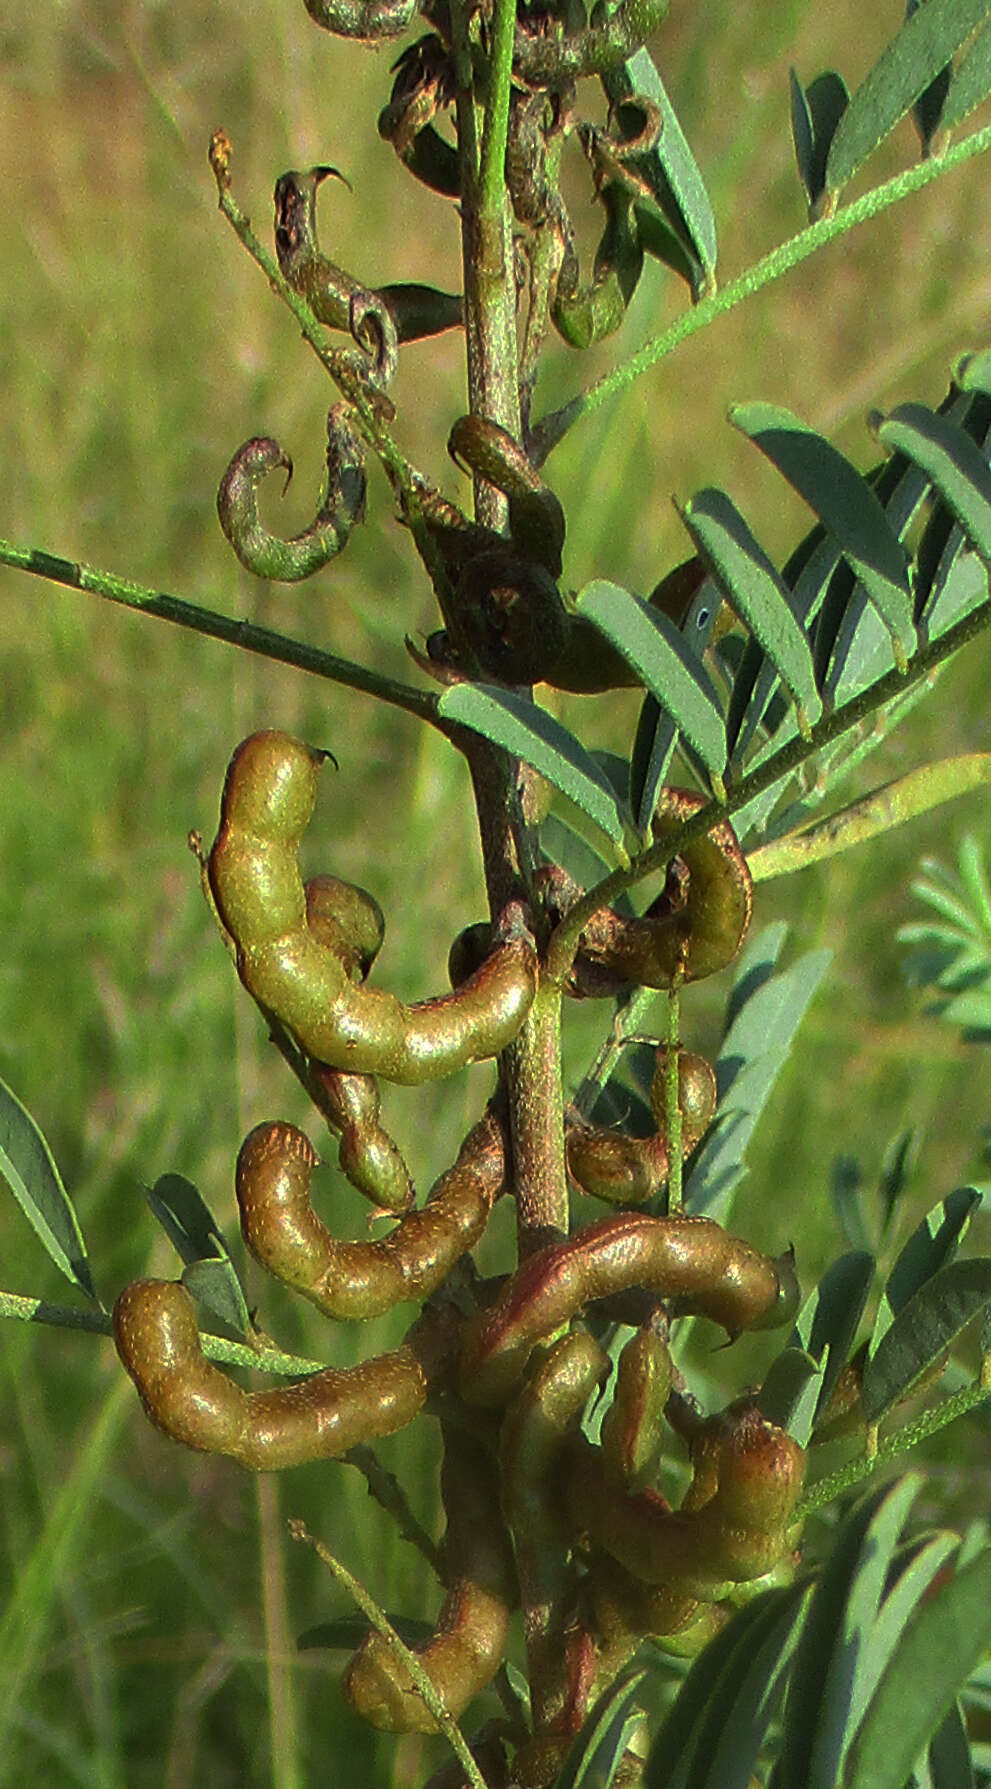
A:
[532,120,991,462]
[798,1376,991,1515]
[505,984,569,1252]
[0,538,438,725]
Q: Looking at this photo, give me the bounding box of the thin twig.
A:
[531,121,991,463]
[289,1520,488,1789]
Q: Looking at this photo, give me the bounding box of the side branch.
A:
[532,120,991,463]
[0,538,438,725]
[546,591,991,980]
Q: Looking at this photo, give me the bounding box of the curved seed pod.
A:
[565,1049,717,1205]
[566,1405,805,1597]
[304,874,385,984]
[307,1063,413,1213]
[235,1110,505,1320]
[552,183,643,350]
[344,1423,515,1731]
[587,1550,726,1655]
[207,731,538,1084]
[578,793,753,988]
[459,1214,800,1406]
[303,0,416,37]
[378,37,460,200]
[448,415,566,580]
[302,875,412,1213]
[599,1325,672,1491]
[113,1278,452,1469]
[499,1332,610,1732]
[512,0,670,83]
[216,406,366,582]
[274,166,462,343]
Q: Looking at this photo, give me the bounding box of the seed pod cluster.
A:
[111,716,803,1783]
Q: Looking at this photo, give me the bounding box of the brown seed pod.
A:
[113,1278,452,1470]
[586,1550,728,1656]
[566,1402,805,1600]
[344,1423,516,1732]
[577,793,753,989]
[565,1049,717,1206]
[235,1110,505,1320]
[459,1214,800,1407]
[455,548,570,687]
[499,1332,611,1731]
[598,1325,673,1492]
[207,730,538,1084]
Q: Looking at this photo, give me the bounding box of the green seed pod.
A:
[578,793,753,988]
[235,1110,505,1320]
[216,406,366,582]
[565,1048,717,1205]
[599,1326,672,1491]
[587,1550,725,1654]
[459,1213,799,1407]
[274,165,462,342]
[207,731,538,1084]
[565,1403,805,1598]
[344,1423,515,1731]
[552,183,643,349]
[306,1062,413,1213]
[113,1278,448,1470]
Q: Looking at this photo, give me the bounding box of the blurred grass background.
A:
[0,2,990,1784]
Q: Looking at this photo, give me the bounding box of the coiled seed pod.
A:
[566,1049,717,1205]
[566,1402,805,1599]
[344,1424,515,1731]
[235,1110,505,1320]
[599,1325,673,1491]
[577,793,753,987]
[216,405,366,582]
[113,1279,452,1470]
[207,731,538,1084]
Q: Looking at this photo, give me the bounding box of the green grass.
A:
[1,2,991,1784]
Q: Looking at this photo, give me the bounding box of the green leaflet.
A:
[940,16,991,134]
[679,488,821,732]
[0,1073,96,1301]
[757,1347,825,1446]
[438,683,627,845]
[791,1250,875,1427]
[843,1548,991,1789]
[730,402,915,668]
[874,401,991,566]
[555,1665,653,1789]
[601,47,717,295]
[746,754,991,881]
[645,1584,810,1789]
[575,580,727,785]
[145,1172,254,1340]
[789,68,850,211]
[778,1476,925,1789]
[861,1257,991,1423]
[869,1185,983,1358]
[824,0,991,202]
[628,575,721,834]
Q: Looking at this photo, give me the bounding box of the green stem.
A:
[0,538,438,725]
[0,1287,327,1377]
[798,1377,991,1516]
[532,121,991,463]
[572,986,658,1120]
[478,0,516,216]
[664,986,683,1212]
[546,592,991,981]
